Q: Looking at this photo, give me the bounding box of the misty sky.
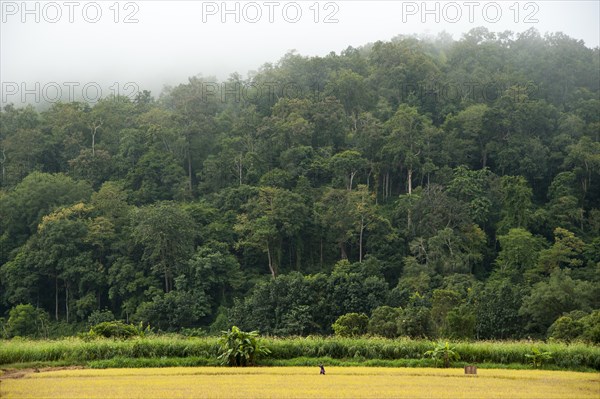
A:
[1,1,599,105]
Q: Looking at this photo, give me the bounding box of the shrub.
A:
[88,321,146,339]
[332,313,369,337]
[180,327,206,337]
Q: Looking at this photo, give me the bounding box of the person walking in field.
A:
[319,364,326,375]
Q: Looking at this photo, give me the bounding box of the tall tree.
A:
[131,202,196,293]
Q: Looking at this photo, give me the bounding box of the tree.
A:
[0,172,92,262]
[229,272,317,335]
[349,185,378,262]
[315,188,355,260]
[430,289,462,337]
[383,104,437,195]
[547,314,584,342]
[329,150,367,191]
[68,148,113,189]
[367,306,401,338]
[332,312,369,337]
[5,304,49,338]
[519,269,597,336]
[324,69,372,127]
[545,172,584,233]
[126,149,188,205]
[495,228,544,281]
[447,166,497,227]
[2,203,106,322]
[563,136,600,202]
[235,187,308,277]
[443,104,491,168]
[397,294,432,338]
[188,242,243,311]
[533,228,585,280]
[134,289,209,331]
[475,278,526,339]
[497,175,533,234]
[131,202,196,293]
[424,226,485,275]
[446,304,476,339]
[580,310,600,344]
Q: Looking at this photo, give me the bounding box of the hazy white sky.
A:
[1,1,599,105]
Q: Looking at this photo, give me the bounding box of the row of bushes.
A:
[2,335,599,370]
[330,308,600,344]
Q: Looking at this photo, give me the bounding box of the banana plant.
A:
[217,326,271,366]
[424,341,461,368]
[525,347,553,368]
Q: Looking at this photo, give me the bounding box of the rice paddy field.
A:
[1,367,599,399]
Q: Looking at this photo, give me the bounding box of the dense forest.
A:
[1,27,599,341]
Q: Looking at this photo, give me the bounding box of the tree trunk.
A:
[340,242,347,260]
[349,171,356,191]
[359,216,364,263]
[0,147,5,183]
[65,283,69,323]
[238,154,243,186]
[267,241,276,278]
[407,168,413,195]
[91,121,102,157]
[164,268,170,293]
[320,238,323,267]
[55,276,59,321]
[187,147,193,193]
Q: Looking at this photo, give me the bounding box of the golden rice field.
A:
[1,367,598,399]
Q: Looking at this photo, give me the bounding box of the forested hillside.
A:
[1,27,599,341]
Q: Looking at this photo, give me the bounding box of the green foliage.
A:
[424,341,461,368]
[131,201,196,293]
[445,304,476,340]
[549,310,600,344]
[88,321,147,339]
[476,279,526,339]
[580,311,600,344]
[525,347,553,368]
[87,309,116,328]
[1,336,599,371]
[548,316,584,342]
[133,290,209,332]
[217,326,271,367]
[397,294,432,339]
[367,306,402,338]
[332,313,369,337]
[0,30,599,342]
[519,269,596,336]
[495,228,544,281]
[5,304,49,338]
